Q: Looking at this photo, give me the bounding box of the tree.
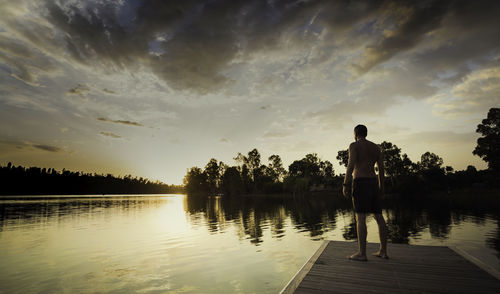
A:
[417,152,445,190]
[336,150,348,167]
[220,167,243,196]
[418,152,444,171]
[266,154,287,182]
[183,167,208,194]
[286,153,333,191]
[204,158,221,195]
[247,148,261,181]
[445,166,454,175]
[379,141,414,185]
[319,160,335,186]
[473,108,500,171]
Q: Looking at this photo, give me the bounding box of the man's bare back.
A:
[349,139,381,179]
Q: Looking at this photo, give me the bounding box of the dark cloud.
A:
[102,88,116,94]
[97,117,143,127]
[34,0,395,93]
[0,140,63,152]
[99,132,121,139]
[1,0,498,94]
[354,0,451,74]
[67,84,90,95]
[32,144,62,152]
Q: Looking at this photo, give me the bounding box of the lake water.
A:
[0,194,499,293]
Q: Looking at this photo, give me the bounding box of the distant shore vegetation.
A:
[0,163,184,195]
[184,108,499,198]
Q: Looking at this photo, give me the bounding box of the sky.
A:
[1,0,499,185]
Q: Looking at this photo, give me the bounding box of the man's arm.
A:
[376,149,385,195]
[344,143,356,185]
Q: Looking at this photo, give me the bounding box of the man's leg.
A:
[373,213,389,258]
[349,212,367,261]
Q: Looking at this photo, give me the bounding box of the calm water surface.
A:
[0,194,499,293]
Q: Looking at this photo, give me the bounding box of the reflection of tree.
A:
[427,206,452,239]
[185,193,348,245]
[385,205,428,243]
[184,193,500,260]
[288,196,344,238]
[0,196,167,230]
[342,215,357,240]
[486,218,500,258]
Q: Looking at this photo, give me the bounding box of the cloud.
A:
[32,144,61,152]
[431,65,500,118]
[0,139,62,152]
[408,130,474,144]
[2,0,500,97]
[354,1,450,75]
[102,88,115,94]
[67,84,90,95]
[263,131,290,138]
[97,117,144,127]
[99,132,121,139]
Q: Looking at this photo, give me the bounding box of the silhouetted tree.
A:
[418,152,444,171]
[0,163,182,195]
[379,141,415,189]
[220,167,243,196]
[183,167,209,195]
[380,141,412,177]
[336,150,348,167]
[285,153,335,193]
[204,158,221,195]
[266,154,287,182]
[473,108,500,171]
[416,152,446,191]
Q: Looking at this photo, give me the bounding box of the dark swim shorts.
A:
[351,177,382,214]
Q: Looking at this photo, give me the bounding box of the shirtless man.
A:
[343,124,388,261]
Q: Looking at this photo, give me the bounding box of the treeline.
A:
[185,108,500,197]
[338,142,496,195]
[184,149,341,196]
[184,144,495,197]
[0,162,184,195]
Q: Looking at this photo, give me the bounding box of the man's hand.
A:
[342,185,350,199]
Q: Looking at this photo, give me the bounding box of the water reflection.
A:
[0,194,499,293]
[0,196,167,231]
[486,219,500,258]
[184,194,500,252]
[185,195,349,244]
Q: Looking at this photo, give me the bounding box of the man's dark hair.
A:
[354,124,368,137]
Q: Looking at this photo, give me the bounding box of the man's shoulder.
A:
[367,140,380,148]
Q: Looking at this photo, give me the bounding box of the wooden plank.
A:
[449,245,500,280]
[280,240,329,294]
[283,240,500,294]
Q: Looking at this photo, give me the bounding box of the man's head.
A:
[354,124,367,140]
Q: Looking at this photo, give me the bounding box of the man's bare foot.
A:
[372,250,389,259]
[348,252,367,261]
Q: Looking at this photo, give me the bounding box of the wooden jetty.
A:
[281,241,500,294]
